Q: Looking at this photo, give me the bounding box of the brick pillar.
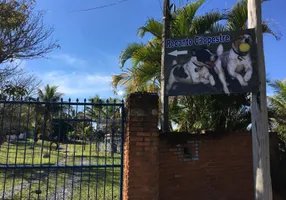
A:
[123,93,159,200]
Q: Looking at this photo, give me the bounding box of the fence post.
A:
[123,93,159,200]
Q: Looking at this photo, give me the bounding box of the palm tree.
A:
[268,79,286,134]
[86,95,122,145]
[37,84,63,130]
[223,0,281,40]
[32,84,63,152]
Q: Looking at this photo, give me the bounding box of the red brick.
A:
[136,152,145,156]
[144,137,152,142]
[136,142,151,147]
[130,137,143,142]
[137,132,151,137]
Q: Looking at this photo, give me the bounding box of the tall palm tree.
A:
[37,84,63,126]
[32,84,63,151]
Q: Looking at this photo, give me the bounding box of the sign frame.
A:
[164,29,258,96]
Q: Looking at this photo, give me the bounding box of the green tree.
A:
[268,79,286,135]
[34,84,63,139]
[86,95,122,141]
[0,0,58,64]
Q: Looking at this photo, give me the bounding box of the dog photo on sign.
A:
[165,29,258,96]
[166,48,218,94]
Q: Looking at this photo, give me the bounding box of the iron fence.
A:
[0,98,125,200]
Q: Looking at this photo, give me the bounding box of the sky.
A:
[23,0,286,101]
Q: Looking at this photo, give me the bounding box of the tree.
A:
[268,79,286,199]
[86,95,123,140]
[0,0,58,141]
[268,79,286,134]
[0,0,57,102]
[0,63,41,100]
[0,0,59,64]
[32,84,63,142]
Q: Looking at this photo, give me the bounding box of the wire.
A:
[69,0,129,13]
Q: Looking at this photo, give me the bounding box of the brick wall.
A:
[123,93,159,200]
[123,93,278,200]
[159,132,255,200]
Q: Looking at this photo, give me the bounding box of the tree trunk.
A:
[248,0,273,199]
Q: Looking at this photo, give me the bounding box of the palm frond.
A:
[172,0,206,36]
[137,18,163,39]
[227,0,248,31]
[189,12,226,35]
[119,43,145,69]
[261,20,282,40]
[208,22,228,33]
[111,68,137,94]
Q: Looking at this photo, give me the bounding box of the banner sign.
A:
[164,29,258,96]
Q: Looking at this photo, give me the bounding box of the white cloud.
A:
[39,70,113,99]
[51,53,86,66]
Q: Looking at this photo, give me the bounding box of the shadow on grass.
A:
[74,155,121,160]
[0,165,121,200]
[0,165,121,184]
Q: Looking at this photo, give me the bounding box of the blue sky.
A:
[23,0,286,101]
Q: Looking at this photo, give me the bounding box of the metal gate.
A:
[0,98,125,200]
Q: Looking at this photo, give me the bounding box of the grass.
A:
[0,139,122,199]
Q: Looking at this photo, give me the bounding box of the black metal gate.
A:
[0,98,125,200]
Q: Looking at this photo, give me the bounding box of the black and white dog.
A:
[215,34,253,94]
[166,49,218,94]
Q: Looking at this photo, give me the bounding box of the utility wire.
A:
[69,0,129,13]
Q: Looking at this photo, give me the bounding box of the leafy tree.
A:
[0,0,59,64]
[0,0,57,101]
[0,64,41,100]
[33,85,64,141]
[86,95,123,140]
[51,118,73,142]
[268,79,286,135]
[267,79,286,199]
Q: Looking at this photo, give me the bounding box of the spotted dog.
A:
[215,34,253,94]
[166,49,218,94]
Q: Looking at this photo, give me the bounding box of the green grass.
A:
[0,139,121,199]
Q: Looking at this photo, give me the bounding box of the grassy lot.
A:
[0,139,121,199]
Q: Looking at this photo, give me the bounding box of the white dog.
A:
[215,34,253,94]
[166,48,218,94]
